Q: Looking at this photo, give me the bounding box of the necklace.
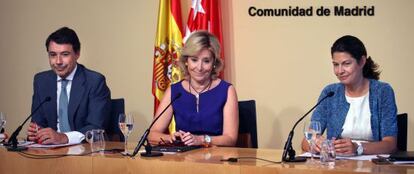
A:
[189,78,212,112]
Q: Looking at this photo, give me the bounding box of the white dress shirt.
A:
[56,65,85,144]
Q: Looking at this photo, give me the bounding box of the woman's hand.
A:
[302,135,325,153]
[313,136,326,153]
[168,131,182,143]
[176,130,203,146]
[333,138,356,155]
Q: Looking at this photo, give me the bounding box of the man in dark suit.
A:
[27,27,111,145]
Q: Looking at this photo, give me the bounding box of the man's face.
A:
[47,41,79,78]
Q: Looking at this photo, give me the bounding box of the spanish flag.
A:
[152,0,184,131]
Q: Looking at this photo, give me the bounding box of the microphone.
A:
[5,96,51,151]
[130,93,182,157]
[281,91,334,162]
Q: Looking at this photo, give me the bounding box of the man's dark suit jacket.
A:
[31,64,111,134]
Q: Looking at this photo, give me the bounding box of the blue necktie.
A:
[59,79,71,132]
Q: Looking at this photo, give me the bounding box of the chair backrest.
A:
[397,113,408,151]
[236,100,258,148]
[106,98,125,142]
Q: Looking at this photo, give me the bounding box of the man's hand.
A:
[27,122,39,142]
[36,128,68,145]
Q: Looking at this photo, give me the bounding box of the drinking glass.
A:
[304,120,321,161]
[85,129,106,152]
[0,112,6,131]
[0,112,6,142]
[320,139,336,166]
[118,113,134,155]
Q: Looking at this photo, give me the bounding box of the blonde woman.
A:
[149,31,239,147]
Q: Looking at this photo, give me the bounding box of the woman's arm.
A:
[360,136,397,154]
[183,85,239,147]
[333,136,397,155]
[148,87,175,144]
[210,85,239,146]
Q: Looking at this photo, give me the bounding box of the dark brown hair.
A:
[331,35,380,80]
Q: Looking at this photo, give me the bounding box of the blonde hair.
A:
[178,30,223,79]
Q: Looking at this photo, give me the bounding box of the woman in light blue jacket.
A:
[302,35,397,156]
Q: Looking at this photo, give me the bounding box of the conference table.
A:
[1,142,413,174]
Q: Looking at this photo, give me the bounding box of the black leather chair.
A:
[236,100,258,148]
[397,113,408,151]
[106,98,125,142]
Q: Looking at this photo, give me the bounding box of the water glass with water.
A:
[85,129,106,153]
[0,112,5,142]
[320,139,336,166]
[0,112,6,130]
[118,113,134,155]
[304,120,321,161]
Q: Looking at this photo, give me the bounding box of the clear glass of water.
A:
[0,112,6,142]
[85,129,106,153]
[304,120,321,161]
[118,113,134,155]
[320,139,336,166]
[0,112,6,131]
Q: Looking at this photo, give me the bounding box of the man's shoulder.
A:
[77,64,106,81]
[34,70,55,81]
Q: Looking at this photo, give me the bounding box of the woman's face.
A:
[187,48,214,83]
[332,52,365,86]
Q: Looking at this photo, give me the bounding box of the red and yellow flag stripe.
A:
[152,0,184,132]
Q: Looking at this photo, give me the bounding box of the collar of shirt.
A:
[57,64,77,82]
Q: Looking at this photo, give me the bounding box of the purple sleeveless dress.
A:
[171,80,231,136]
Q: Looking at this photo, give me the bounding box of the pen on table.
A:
[160,137,167,144]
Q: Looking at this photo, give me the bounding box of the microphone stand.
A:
[5,97,51,151]
[130,93,181,157]
[281,92,334,162]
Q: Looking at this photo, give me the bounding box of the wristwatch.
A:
[356,141,364,155]
[203,135,211,147]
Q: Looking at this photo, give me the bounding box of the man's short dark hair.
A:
[45,27,81,53]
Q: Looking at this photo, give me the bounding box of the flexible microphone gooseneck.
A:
[5,96,51,151]
[281,91,334,162]
[130,93,182,157]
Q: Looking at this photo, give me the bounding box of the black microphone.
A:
[5,96,51,151]
[281,91,334,162]
[130,93,182,157]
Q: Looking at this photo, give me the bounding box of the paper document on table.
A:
[299,152,389,161]
[392,161,414,165]
[26,141,80,148]
[17,141,35,147]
